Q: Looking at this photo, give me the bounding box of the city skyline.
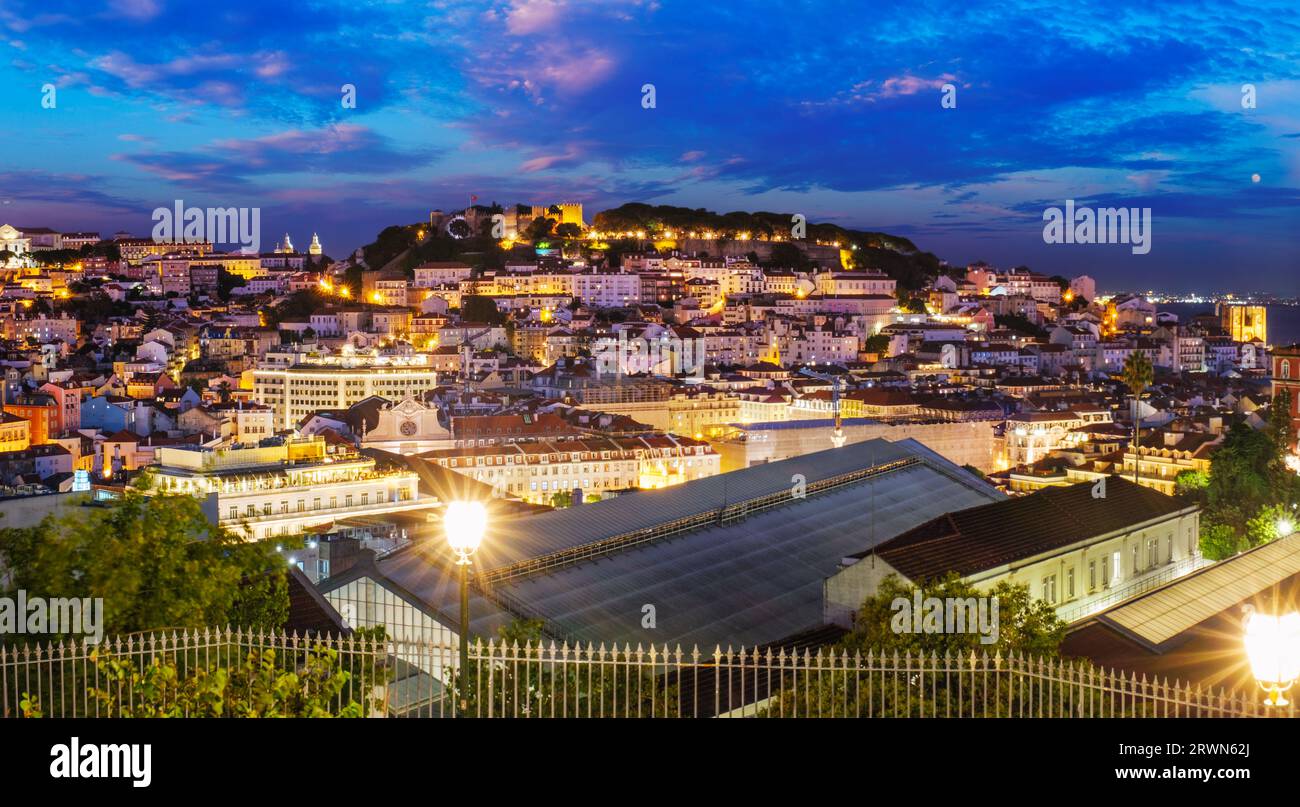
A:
[2,0,1299,293]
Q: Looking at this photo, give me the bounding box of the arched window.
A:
[1283,360,1292,380]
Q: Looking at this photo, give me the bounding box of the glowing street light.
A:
[1243,607,1300,707]
[1278,517,1296,538]
[445,500,486,560]
[444,500,487,707]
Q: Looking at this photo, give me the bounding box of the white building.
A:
[814,271,896,297]
[1005,408,1112,467]
[0,224,32,266]
[823,477,1202,628]
[252,349,441,430]
[572,272,642,307]
[421,434,721,504]
[150,436,426,542]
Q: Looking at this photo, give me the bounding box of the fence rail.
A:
[1056,555,1215,624]
[0,629,1286,718]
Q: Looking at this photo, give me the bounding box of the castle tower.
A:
[556,202,585,227]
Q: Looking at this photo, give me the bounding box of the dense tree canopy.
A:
[0,492,289,641]
[1197,419,1300,559]
[841,572,1066,658]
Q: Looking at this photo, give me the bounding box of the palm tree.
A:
[1121,351,1154,486]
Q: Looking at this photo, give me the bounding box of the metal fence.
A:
[0,629,1287,718]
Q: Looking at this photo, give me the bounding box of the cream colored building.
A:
[0,224,31,267]
[1005,408,1111,467]
[252,352,441,430]
[422,434,720,504]
[151,436,426,541]
[358,395,453,455]
[823,478,1202,628]
[578,390,742,439]
[713,417,999,472]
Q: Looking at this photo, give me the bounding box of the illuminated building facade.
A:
[151,436,425,541]
[252,352,441,430]
[1219,303,1267,344]
[423,433,719,503]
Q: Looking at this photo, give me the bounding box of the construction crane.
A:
[797,367,846,448]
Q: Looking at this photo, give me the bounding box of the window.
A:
[1088,560,1097,592]
[1042,575,1058,604]
[1066,568,1075,600]
[1109,551,1120,585]
[1147,538,1159,567]
[1131,543,1140,573]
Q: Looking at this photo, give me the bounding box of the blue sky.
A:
[2,0,1299,293]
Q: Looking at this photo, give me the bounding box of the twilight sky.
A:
[2,0,1299,294]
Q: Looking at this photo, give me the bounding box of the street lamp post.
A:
[444,500,487,713]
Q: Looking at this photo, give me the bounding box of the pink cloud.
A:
[535,49,616,94]
[806,73,962,107]
[520,145,584,172]
[505,0,566,35]
[868,73,958,100]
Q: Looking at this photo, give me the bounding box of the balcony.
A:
[1056,554,1213,624]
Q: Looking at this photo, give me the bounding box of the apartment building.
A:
[252,353,442,430]
[1005,408,1112,467]
[150,436,425,541]
[421,433,720,503]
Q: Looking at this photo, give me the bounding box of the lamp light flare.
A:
[444,500,487,560]
[1243,607,1300,707]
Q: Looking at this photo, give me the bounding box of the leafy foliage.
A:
[445,619,678,717]
[760,575,1070,717]
[841,573,1066,658]
[1270,387,1296,460]
[0,493,289,640]
[1199,420,1300,559]
[27,645,370,718]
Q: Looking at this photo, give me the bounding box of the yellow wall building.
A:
[1219,303,1266,344]
[0,412,31,452]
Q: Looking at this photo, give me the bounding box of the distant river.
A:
[1159,302,1300,348]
